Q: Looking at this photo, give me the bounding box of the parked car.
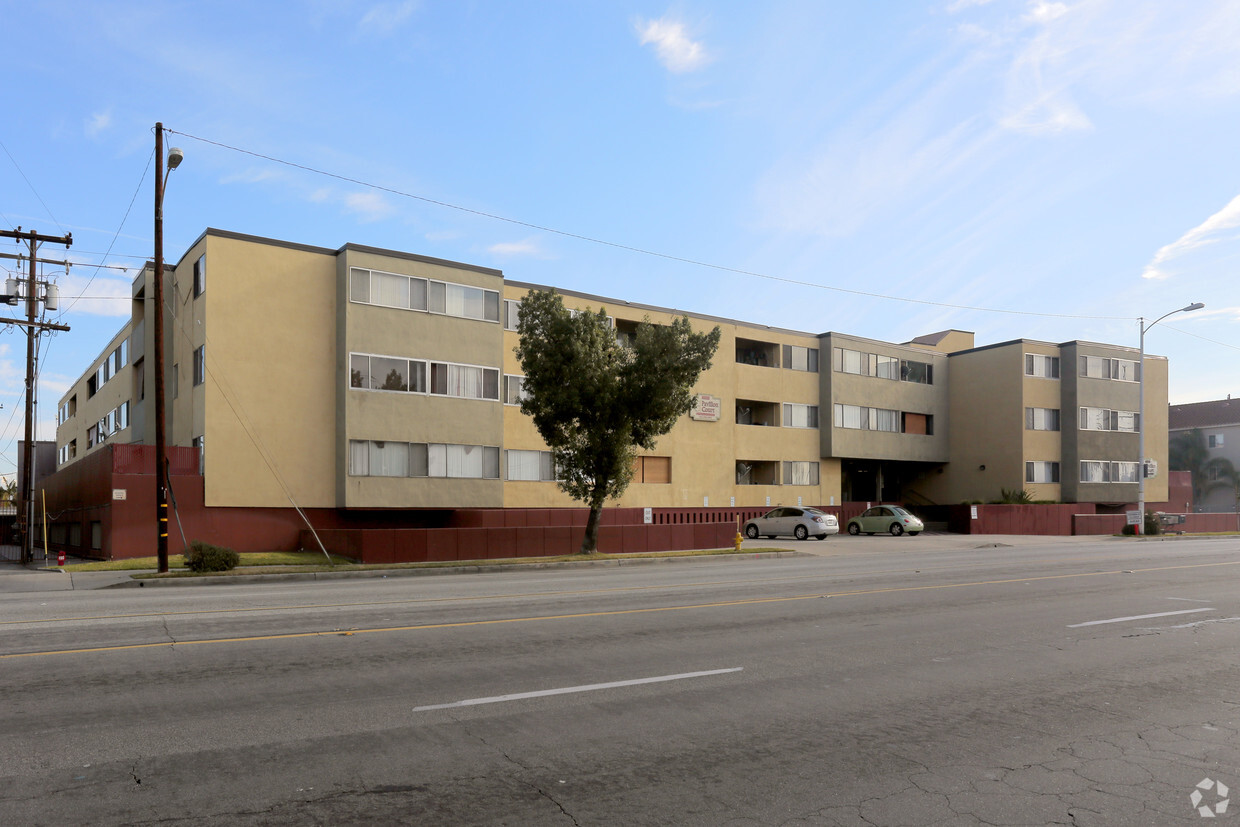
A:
[743,507,840,540]
[846,506,924,536]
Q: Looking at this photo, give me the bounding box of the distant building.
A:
[1169,396,1240,512]
[45,229,1171,556]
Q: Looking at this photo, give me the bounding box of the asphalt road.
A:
[1,535,1238,825]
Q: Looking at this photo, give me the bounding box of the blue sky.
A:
[3,0,1240,483]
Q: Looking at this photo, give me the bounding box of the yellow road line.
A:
[5,559,1238,660]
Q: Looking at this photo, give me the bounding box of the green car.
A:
[846,505,924,536]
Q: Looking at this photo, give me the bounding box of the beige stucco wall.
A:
[200,234,338,508]
[500,286,836,508]
[339,248,505,508]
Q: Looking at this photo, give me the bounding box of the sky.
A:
[3,0,1240,484]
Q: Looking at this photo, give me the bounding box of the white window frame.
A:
[1025,407,1060,431]
[782,402,819,429]
[1025,461,1060,484]
[1025,353,1060,379]
[782,461,820,486]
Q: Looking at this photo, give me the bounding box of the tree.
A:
[515,290,720,553]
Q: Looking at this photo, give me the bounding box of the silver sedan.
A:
[743,507,840,541]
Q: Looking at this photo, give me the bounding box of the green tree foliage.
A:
[515,290,720,553]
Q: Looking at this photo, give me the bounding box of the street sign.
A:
[1126,510,1141,526]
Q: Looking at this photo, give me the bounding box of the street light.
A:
[154,123,182,572]
[1137,301,1204,534]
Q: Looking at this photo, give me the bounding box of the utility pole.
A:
[0,227,72,564]
[154,123,183,574]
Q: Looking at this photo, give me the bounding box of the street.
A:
[1,535,1238,825]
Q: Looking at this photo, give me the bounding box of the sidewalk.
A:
[0,531,1201,592]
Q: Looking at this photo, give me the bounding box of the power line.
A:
[1163,322,1240,353]
[0,136,66,236]
[53,148,154,321]
[166,127,1132,323]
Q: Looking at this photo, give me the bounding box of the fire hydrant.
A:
[734,531,743,552]
[57,550,66,567]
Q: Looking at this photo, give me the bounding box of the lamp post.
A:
[154,123,183,572]
[1137,301,1203,534]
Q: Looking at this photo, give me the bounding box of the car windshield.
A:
[803,508,826,516]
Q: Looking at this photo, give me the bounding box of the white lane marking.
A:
[1068,608,1215,628]
[413,667,743,712]
[1166,597,1213,603]
[1141,616,1240,631]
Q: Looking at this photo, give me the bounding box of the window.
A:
[192,254,205,297]
[875,355,899,380]
[504,375,527,405]
[429,362,500,400]
[87,424,98,448]
[506,449,555,481]
[503,299,522,331]
[1025,407,1060,431]
[782,403,818,428]
[1079,460,1139,483]
[833,404,899,432]
[1025,461,1060,483]
[833,348,865,375]
[1209,434,1224,448]
[1079,407,1139,432]
[192,346,205,386]
[87,374,97,397]
[193,435,204,473]
[1079,355,1140,382]
[900,360,933,385]
[348,440,499,479]
[782,345,819,372]
[1025,353,1060,379]
[428,280,501,322]
[633,456,671,484]
[902,412,933,435]
[68,439,76,460]
[782,461,820,486]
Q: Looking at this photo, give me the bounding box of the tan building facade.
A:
[53,229,1170,517]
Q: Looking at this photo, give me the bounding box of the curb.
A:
[106,550,810,589]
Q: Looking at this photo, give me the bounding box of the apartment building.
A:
[51,229,1169,540]
[1168,396,1240,512]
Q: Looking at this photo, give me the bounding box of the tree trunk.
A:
[581,493,605,554]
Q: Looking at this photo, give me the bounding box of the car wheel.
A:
[889,523,904,536]
[794,525,809,541]
[847,523,860,536]
[745,524,759,539]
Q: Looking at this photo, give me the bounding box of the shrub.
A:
[1120,513,1163,536]
[184,540,240,572]
[998,488,1034,504]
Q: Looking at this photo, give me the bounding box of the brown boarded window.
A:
[634,456,671,484]
[903,412,927,435]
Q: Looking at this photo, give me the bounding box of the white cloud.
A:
[488,238,545,257]
[50,271,132,318]
[85,110,112,138]
[344,191,395,222]
[1141,192,1240,280]
[358,1,419,35]
[636,17,710,73]
[1023,1,1068,24]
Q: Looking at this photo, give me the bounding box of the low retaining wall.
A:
[304,521,738,564]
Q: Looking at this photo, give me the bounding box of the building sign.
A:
[689,393,721,421]
[1144,459,1158,479]
[1126,510,1141,526]
[643,507,652,524]
[112,489,127,501]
